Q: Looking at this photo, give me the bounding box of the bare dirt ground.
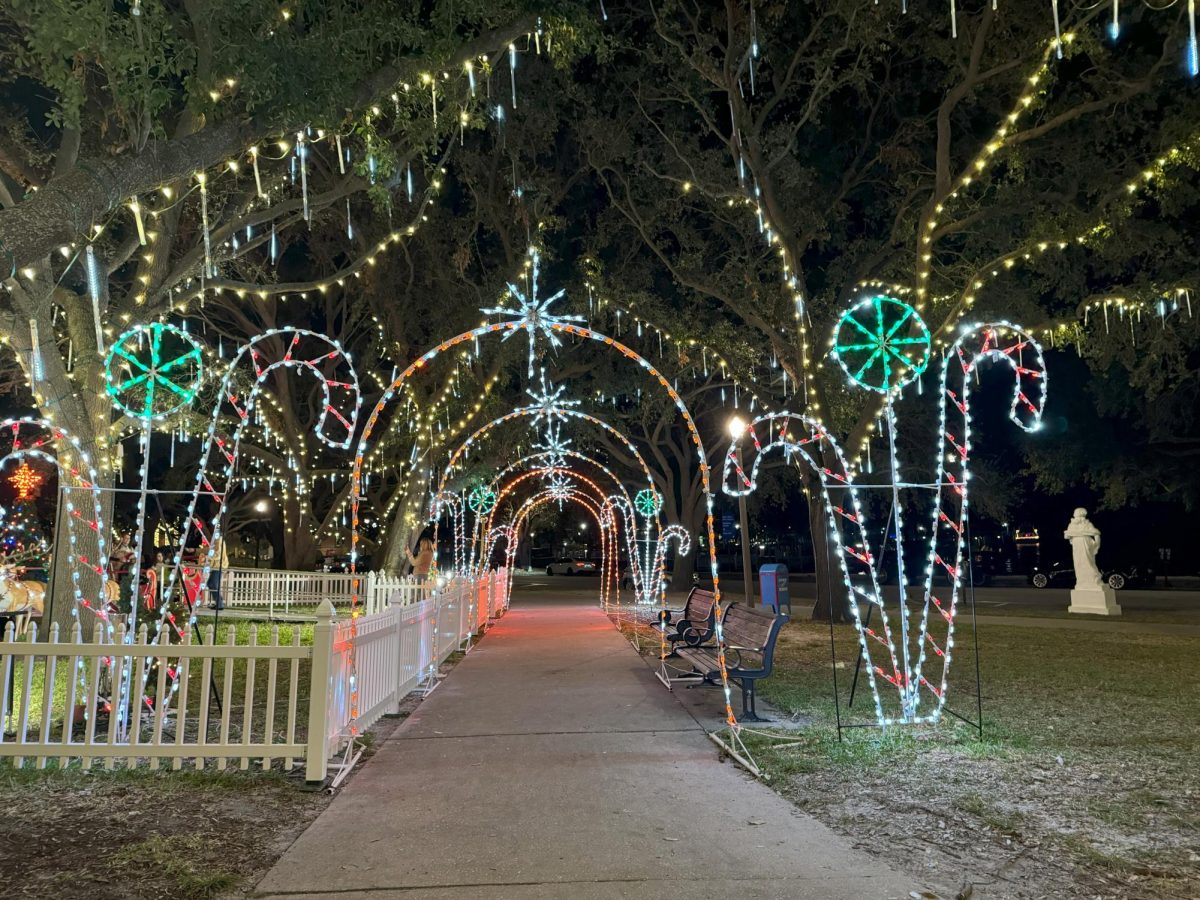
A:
[0,669,421,898]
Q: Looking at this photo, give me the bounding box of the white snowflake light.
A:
[533,420,572,469]
[546,471,573,507]
[526,368,581,429]
[481,247,585,377]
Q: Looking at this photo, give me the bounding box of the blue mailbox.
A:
[759,564,790,616]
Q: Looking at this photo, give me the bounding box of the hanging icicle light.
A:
[85,244,105,352]
[509,42,518,108]
[197,172,213,278]
[129,197,147,245]
[1189,0,1198,76]
[298,131,310,223]
[28,319,43,382]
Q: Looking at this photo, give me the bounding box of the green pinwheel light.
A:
[467,485,497,514]
[634,488,662,517]
[104,323,204,420]
[831,296,931,394]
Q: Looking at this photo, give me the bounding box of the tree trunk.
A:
[806,475,853,623]
[4,280,115,638]
[669,492,705,591]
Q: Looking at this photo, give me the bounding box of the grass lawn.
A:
[744,618,1200,898]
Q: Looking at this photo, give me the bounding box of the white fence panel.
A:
[224,568,432,615]
[0,618,313,774]
[1,570,510,784]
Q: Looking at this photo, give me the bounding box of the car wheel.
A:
[1107,572,1126,590]
[566,568,574,576]
[546,566,554,576]
[1031,573,1049,588]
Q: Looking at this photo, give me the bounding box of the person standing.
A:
[111,532,135,614]
[406,536,435,581]
[207,535,230,610]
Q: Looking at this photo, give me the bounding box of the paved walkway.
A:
[256,595,915,899]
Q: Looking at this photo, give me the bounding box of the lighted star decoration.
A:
[7,462,43,502]
[481,247,585,378]
[546,471,573,508]
[526,369,581,429]
[533,421,573,469]
[536,462,567,489]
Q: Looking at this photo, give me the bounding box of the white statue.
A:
[1064,508,1103,588]
[1065,508,1121,616]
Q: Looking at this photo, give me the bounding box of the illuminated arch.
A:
[437,407,658,502]
[349,318,738,738]
[483,466,650,604]
[477,450,637,580]
[502,486,619,608]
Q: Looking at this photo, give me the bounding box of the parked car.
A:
[1028,561,1154,590]
[545,558,597,576]
[619,565,696,590]
[875,550,996,587]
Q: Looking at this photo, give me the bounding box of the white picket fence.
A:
[222,568,429,615]
[0,569,509,782]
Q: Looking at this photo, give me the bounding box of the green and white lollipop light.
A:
[831,296,931,719]
[725,295,1048,727]
[103,322,204,736]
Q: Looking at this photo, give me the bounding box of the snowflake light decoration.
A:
[104,322,204,420]
[526,368,581,429]
[533,421,572,469]
[481,247,585,377]
[467,485,497,514]
[546,471,573,508]
[830,296,931,394]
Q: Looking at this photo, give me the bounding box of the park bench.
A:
[674,604,784,721]
[660,587,717,649]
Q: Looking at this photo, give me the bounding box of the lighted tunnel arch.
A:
[348,310,738,732]
[481,466,649,604]
[498,486,621,608]
[477,449,639,579]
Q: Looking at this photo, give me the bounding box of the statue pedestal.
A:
[1068,586,1121,616]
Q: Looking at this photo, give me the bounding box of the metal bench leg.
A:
[739,679,768,723]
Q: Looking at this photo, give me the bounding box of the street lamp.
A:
[727,415,754,604]
[253,499,271,568]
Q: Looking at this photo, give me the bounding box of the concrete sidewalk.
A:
[256,596,916,899]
